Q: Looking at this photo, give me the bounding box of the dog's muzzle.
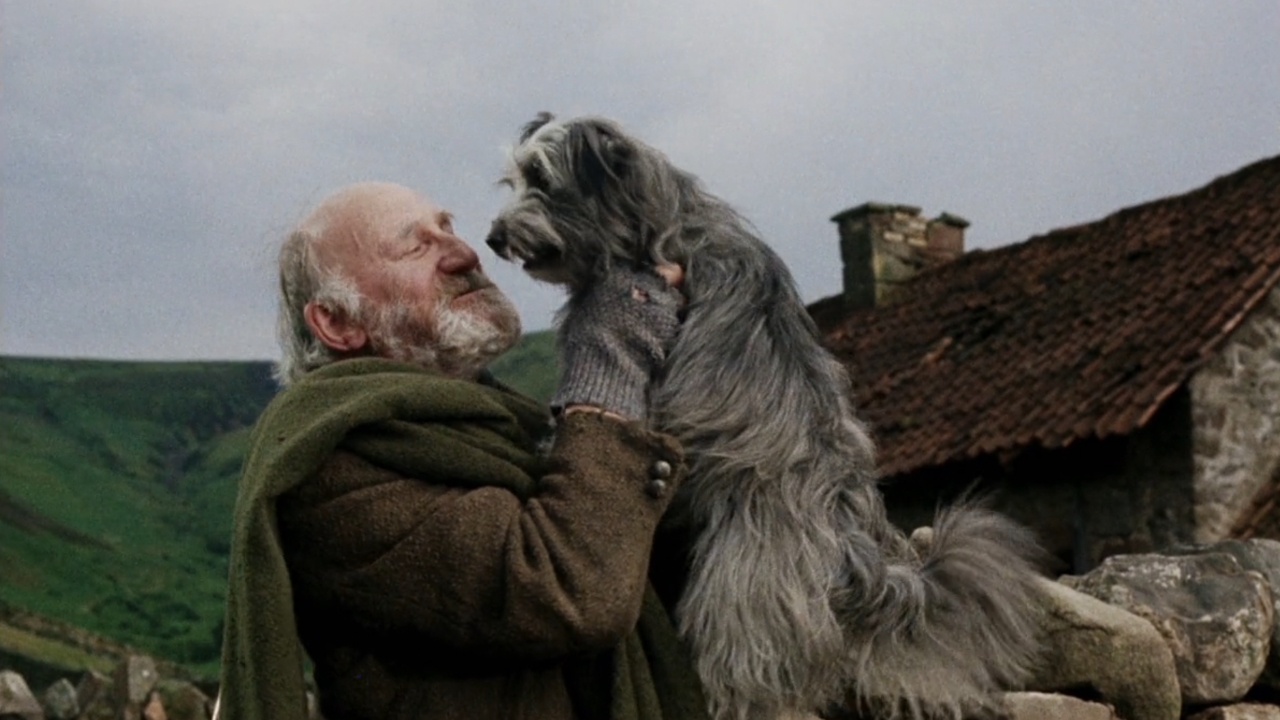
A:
[485,218,564,273]
[485,220,511,259]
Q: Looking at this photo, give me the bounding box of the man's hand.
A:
[653,262,683,289]
[553,263,684,421]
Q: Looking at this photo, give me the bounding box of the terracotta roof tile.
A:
[812,155,1280,478]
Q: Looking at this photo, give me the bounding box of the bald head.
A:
[303,182,418,253]
[301,183,438,283]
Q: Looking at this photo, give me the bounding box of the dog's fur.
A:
[487,113,1044,720]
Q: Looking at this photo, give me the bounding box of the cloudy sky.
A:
[3,1,1277,361]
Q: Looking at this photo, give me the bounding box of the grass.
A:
[0,357,277,677]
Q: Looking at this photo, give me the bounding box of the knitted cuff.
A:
[550,341,648,420]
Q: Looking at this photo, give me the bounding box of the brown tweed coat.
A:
[266,362,702,720]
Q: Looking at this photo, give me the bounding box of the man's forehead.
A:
[311,183,447,253]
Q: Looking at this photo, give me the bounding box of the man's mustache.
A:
[442,270,495,299]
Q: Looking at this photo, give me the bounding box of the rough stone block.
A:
[1028,577,1181,720]
[0,669,44,720]
[154,679,211,720]
[76,669,115,720]
[40,677,78,720]
[1186,703,1280,719]
[1000,691,1118,720]
[1168,539,1280,689]
[1070,552,1273,704]
[113,655,159,705]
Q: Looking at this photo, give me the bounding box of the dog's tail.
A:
[841,501,1044,720]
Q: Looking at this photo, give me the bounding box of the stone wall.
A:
[0,655,218,720]
[10,548,1280,720]
[1190,284,1280,542]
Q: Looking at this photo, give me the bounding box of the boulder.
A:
[1000,691,1118,720]
[0,670,44,720]
[113,655,160,720]
[1185,704,1280,720]
[76,669,115,720]
[1167,539,1280,689]
[1067,552,1273,704]
[39,678,78,720]
[154,679,212,720]
[1027,577,1180,720]
[114,655,160,705]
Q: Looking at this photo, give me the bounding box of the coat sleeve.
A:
[276,410,686,662]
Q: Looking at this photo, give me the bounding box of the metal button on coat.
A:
[645,479,668,499]
[650,460,673,479]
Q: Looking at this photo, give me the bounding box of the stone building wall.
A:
[1190,284,1280,542]
[880,284,1280,567]
[882,389,1198,572]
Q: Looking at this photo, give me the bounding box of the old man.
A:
[217,182,706,720]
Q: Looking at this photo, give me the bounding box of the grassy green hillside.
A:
[490,329,558,403]
[0,357,276,677]
[0,331,555,679]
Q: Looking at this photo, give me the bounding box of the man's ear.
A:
[303,300,369,352]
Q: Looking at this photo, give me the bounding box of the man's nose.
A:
[439,235,480,274]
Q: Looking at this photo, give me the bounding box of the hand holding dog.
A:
[552,263,683,421]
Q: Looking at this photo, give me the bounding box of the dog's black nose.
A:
[485,221,509,258]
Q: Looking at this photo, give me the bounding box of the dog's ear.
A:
[519,112,555,144]
[570,122,630,197]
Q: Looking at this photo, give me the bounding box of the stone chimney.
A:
[830,202,968,309]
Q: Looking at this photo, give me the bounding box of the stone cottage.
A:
[807,154,1280,572]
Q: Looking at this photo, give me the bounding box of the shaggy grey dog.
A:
[486,113,1044,720]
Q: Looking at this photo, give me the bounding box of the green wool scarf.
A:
[216,357,706,720]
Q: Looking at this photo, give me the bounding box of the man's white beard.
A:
[366,288,522,379]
